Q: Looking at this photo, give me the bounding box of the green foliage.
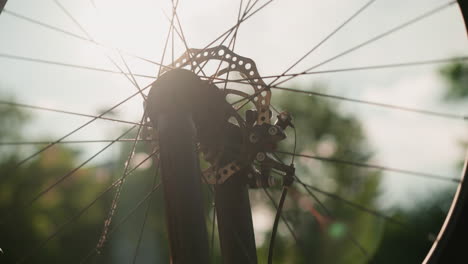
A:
[371,190,454,263]
[256,83,384,264]
[0,78,458,263]
[440,62,468,101]
[439,61,468,169]
[0,100,29,141]
[99,134,170,263]
[0,102,115,263]
[0,144,113,263]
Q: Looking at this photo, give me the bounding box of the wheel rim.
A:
[0,1,467,263]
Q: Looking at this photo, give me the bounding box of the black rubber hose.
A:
[268,187,289,264]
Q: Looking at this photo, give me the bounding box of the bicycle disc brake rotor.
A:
[145,45,295,187]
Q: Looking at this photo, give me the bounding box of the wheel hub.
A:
[145,46,295,188]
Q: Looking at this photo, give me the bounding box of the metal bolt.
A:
[249,133,259,143]
[256,152,266,162]
[268,126,278,135]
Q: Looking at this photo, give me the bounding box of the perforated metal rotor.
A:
[163,45,272,125]
[145,45,281,185]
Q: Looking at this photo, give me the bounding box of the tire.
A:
[424,160,468,263]
[423,3,468,263]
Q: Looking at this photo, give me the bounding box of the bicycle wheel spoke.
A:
[276,151,460,183]
[110,51,139,88]
[294,56,468,77]
[81,179,162,264]
[211,58,468,122]
[274,0,458,87]
[294,175,445,255]
[0,139,154,146]
[171,2,175,64]
[244,0,259,16]
[199,0,269,78]
[169,2,209,79]
[119,149,160,179]
[0,100,150,127]
[53,0,92,39]
[219,0,245,89]
[230,87,267,111]
[131,157,160,264]
[0,53,156,79]
[210,56,468,84]
[8,0,169,87]
[16,148,159,264]
[3,9,89,41]
[263,188,300,244]
[213,1,247,75]
[2,9,170,68]
[196,0,273,64]
[16,185,113,264]
[237,0,245,21]
[174,16,211,79]
[160,9,194,67]
[217,0,248,89]
[96,113,147,251]
[156,0,180,77]
[85,183,161,263]
[169,0,271,80]
[296,176,405,226]
[271,86,468,121]
[9,83,152,170]
[268,0,377,87]
[3,125,136,223]
[244,0,268,20]
[54,0,149,99]
[192,0,248,78]
[294,176,370,259]
[118,51,147,100]
[164,9,206,77]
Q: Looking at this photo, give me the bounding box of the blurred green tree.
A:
[371,190,452,264]
[371,61,468,263]
[440,61,468,167]
[440,62,468,101]
[4,63,463,263]
[253,84,384,264]
[0,101,113,263]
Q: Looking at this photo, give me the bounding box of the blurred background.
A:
[0,0,467,263]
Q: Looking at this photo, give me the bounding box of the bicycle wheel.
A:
[0,0,467,263]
